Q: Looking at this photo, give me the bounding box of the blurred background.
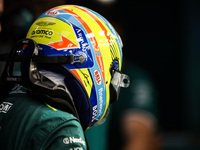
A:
[1,0,200,149]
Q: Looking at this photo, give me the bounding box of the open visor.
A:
[110,71,130,103]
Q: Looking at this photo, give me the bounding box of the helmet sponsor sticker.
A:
[91,105,97,123]
[36,21,56,26]
[97,87,104,118]
[46,10,60,15]
[94,69,102,85]
[31,29,54,36]
[89,67,106,126]
[30,29,54,40]
[89,86,106,126]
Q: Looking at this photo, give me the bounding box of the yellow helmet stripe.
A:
[54,6,106,83]
[74,6,111,46]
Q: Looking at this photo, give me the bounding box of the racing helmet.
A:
[26,5,130,129]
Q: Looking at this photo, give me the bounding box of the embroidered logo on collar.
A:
[0,102,13,113]
[9,84,27,94]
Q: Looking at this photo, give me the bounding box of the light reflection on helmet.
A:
[26,5,129,129]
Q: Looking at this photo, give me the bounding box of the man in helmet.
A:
[0,5,129,150]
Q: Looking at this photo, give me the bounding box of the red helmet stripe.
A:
[74,6,111,46]
[48,34,78,49]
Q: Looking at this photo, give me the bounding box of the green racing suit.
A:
[0,85,87,150]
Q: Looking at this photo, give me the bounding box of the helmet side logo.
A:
[94,69,102,85]
[46,10,60,15]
